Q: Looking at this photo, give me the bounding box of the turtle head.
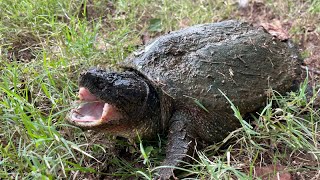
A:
[67,68,161,139]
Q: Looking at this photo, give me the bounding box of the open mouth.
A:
[70,87,122,123]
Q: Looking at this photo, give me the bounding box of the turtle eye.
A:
[104,75,116,84]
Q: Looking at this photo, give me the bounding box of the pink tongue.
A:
[74,117,97,122]
[72,101,105,122]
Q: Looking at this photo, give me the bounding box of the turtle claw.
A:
[153,111,196,179]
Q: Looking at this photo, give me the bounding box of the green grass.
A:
[1,0,320,179]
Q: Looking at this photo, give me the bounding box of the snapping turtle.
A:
[68,20,301,178]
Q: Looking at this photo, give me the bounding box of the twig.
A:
[301,65,320,75]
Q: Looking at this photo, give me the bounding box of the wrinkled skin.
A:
[67,20,302,179]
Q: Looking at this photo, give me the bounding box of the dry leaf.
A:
[260,20,289,41]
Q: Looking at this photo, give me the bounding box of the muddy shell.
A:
[123,20,300,116]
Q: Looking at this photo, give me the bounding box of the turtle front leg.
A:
[156,111,196,179]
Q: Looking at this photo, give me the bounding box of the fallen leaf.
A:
[260,20,289,41]
[148,18,162,32]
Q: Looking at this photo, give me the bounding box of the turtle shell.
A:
[122,20,301,114]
